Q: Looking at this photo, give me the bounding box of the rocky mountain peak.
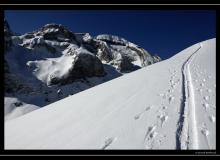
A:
[37,23,77,43]
[96,34,129,46]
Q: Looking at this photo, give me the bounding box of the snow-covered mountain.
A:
[5,38,216,149]
[4,20,161,120]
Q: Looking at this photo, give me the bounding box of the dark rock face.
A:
[23,33,35,39]
[50,53,106,85]
[153,55,162,63]
[33,42,57,54]
[96,34,128,46]
[72,53,105,78]
[14,102,23,107]
[117,56,137,72]
[4,19,16,93]
[96,41,113,63]
[40,24,77,43]
[76,33,98,54]
[4,18,13,52]
[4,73,24,93]
[95,34,161,72]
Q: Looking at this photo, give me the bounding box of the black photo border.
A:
[1,3,219,156]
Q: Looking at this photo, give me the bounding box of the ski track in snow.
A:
[176,44,202,149]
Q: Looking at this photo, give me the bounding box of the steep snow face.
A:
[5,22,160,120]
[5,38,216,149]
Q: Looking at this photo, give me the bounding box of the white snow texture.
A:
[5,38,216,150]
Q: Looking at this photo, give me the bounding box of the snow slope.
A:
[5,38,216,149]
[4,97,39,121]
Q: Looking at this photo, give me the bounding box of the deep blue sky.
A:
[5,10,216,59]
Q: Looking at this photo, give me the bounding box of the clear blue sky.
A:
[5,10,216,59]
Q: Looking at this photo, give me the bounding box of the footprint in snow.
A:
[171,84,176,89]
[201,124,209,137]
[204,96,210,101]
[197,88,202,93]
[149,131,158,139]
[145,125,157,139]
[101,137,116,149]
[134,115,140,120]
[144,126,157,141]
[147,106,152,110]
[158,114,168,127]
[171,76,175,80]
[200,83,204,87]
[134,106,151,120]
[170,80,175,85]
[202,103,209,111]
[168,96,175,104]
[144,126,158,149]
[207,89,212,93]
[200,123,210,149]
[209,115,216,123]
[162,105,167,110]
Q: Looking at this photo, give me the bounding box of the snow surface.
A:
[4,97,39,121]
[5,38,216,149]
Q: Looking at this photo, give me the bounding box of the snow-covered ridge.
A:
[5,38,216,149]
[96,34,130,46]
[95,34,160,70]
